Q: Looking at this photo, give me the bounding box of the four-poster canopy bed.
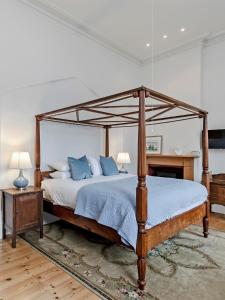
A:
[35,86,210,291]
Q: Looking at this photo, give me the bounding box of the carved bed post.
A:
[35,117,41,187]
[136,89,148,290]
[105,125,110,157]
[202,114,209,238]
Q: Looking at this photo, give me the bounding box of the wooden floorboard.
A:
[0,239,99,300]
[0,212,224,300]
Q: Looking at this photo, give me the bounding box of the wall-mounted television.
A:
[208,129,225,149]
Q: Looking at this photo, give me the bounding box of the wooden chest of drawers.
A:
[2,186,43,248]
[210,174,225,207]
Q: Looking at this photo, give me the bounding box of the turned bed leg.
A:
[203,216,209,238]
[136,218,148,290]
[136,88,148,290]
[137,255,147,290]
[202,114,210,238]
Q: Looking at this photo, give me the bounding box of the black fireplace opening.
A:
[148,166,183,179]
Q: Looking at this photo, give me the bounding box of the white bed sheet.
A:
[42,174,134,209]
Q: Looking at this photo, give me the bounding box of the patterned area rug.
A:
[20,221,225,300]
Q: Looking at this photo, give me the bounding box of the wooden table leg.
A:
[2,226,6,240]
[12,230,16,248]
[40,226,43,239]
[2,193,6,239]
[39,195,43,239]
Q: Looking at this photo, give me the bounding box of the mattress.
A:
[42,175,208,248]
[42,174,133,208]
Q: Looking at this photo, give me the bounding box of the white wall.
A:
[0,0,139,238]
[124,46,203,178]
[142,46,202,155]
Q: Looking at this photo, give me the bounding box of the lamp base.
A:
[119,165,128,174]
[13,170,29,190]
[17,187,27,191]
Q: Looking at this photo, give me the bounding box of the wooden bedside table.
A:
[1,186,43,248]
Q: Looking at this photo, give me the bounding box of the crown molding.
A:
[143,30,225,65]
[142,36,206,66]
[21,0,141,65]
[204,30,225,48]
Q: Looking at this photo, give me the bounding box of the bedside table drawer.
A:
[16,194,39,231]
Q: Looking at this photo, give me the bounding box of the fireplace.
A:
[146,154,198,181]
[148,165,183,179]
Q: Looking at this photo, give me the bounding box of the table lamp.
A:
[9,152,32,190]
[117,152,130,173]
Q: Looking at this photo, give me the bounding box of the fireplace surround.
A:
[147,154,198,180]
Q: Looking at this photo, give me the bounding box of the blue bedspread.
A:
[75,176,207,249]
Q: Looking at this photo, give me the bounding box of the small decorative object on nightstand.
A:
[1,186,43,248]
[9,152,32,190]
[117,152,130,173]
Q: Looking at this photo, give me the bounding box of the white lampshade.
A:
[117,152,131,164]
[9,152,32,170]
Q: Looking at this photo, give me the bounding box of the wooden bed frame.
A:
[35,86,210,290]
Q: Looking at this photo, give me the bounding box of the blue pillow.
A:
[68,156,92,181]
[100,156,119,176]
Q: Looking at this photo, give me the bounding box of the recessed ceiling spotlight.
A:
[163,34,168,39]
[146,43,150,47]
[180,27,186,32]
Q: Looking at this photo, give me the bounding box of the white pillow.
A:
[49,160,69,172]
[49,171,71,179]
[87,156,103,176]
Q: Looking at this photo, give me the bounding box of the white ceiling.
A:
[26,0,225,63]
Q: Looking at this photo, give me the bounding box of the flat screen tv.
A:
[208,129,225,149]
